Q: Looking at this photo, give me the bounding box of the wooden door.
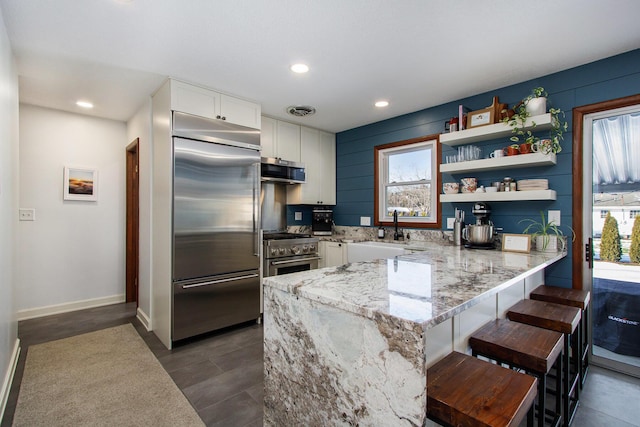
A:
[126,139,140,304]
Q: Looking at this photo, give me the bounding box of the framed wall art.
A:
[466,107,495,129]
[501,233,531,253]
[63,166,98,201]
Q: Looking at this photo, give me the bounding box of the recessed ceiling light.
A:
[375,100,389,108]
[290,63,309,74]
[76,101,93,109]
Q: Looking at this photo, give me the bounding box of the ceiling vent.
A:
[286,105,316,117]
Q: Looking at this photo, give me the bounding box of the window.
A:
[600,210,609,218]
[374,135,440,228]
[630,210,640,219]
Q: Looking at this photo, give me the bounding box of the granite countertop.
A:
[263,243,566,330]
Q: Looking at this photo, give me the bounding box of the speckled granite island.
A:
[263,243,566,426]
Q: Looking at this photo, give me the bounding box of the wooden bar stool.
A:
[507,299,581,427]
[469,319,564,427]
[427,351,538,427]
[530,285,591,388]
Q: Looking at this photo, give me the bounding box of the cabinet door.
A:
[261,117,277,158]
[318,131,336,204]
[171,81,220,119]
[220,94,261,129]
[288,127,336,205]
[324,242,346,267]
[276,121,301,161]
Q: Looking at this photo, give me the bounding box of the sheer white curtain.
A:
[593,112,640,186]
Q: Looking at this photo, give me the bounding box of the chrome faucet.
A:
[393,210,403,240]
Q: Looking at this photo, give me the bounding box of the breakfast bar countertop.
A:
[263,243,566,330]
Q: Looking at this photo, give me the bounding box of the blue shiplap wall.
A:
[333,48,640,285]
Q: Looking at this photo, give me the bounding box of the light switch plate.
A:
[447,217,455,229]
[548,210,561,226]
[19,208,35,221]
[295,211,302,221]
[360,216,371,226]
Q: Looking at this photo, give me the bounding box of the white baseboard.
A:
[136,307,152,331]
[16,294,125,321]
[0,338,20,423]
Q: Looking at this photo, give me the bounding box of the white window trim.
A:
[376,138,438,224]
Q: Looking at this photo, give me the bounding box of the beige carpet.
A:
[12,324,204,426]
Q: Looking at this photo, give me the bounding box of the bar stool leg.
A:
[563,334,570,427]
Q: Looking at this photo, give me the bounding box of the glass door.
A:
[584,106,640,377]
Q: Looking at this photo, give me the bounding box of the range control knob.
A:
[291,245,301,255]
[309,244,316,252]
[270,248,279,256]
[302,245,309,253]
[278,247,286,255]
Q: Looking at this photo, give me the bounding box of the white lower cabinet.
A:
[319,241,347,268]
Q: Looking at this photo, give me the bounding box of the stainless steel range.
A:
[263,232,320,277]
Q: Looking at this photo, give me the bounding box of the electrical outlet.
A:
[360,216,371,226]
[548,210,561,226]
[447,217,455,229]
[295,211,302,221]
[19,208,35,221]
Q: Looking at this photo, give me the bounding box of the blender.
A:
[463,202,496,249]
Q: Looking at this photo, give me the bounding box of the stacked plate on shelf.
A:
[517,179,548,191]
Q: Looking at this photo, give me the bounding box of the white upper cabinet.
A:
[261,117,301,161]
[261,116,277,158]
[287,127,336,205]
[220,94,261,129]
[276,121,301,162]
[170,80,261,129]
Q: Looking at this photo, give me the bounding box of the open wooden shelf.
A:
[440,113,555,146]
[440,152,556,174]
[440,190,557,203]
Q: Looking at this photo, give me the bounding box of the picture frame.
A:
[502,233,531,253]
[63,166,98,201]
[466,107,494,129]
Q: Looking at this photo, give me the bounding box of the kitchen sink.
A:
[346,241,407,263]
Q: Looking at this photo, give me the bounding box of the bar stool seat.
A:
[427,351,538,427]
[507,299,581,427]
[470,319,564,427]
[530,285,591,387]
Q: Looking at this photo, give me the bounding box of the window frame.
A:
[374,134,441,228]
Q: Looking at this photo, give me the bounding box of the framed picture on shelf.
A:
[466,108,494,129]
[63,166,98,201]
[502,233,531,253]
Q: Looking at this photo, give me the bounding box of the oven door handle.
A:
[270,257,321,266]
[181,273,259,289]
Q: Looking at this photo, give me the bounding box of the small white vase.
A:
[535,235,559,252]
[526,97,547,116]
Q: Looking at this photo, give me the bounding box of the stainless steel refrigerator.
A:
[171,111,261,341]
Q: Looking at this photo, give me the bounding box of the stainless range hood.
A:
[261,157,305,184]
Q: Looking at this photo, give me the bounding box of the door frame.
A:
[572,94,640,289]
[126,138,140,304]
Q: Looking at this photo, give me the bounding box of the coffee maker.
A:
[463,202,496,249]
[312,207,333,236]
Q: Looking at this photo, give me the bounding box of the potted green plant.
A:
[503,87,568,154]
[519,211,575,252]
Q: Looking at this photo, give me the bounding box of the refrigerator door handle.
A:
[254,162,260,256]
[181,273,259,289]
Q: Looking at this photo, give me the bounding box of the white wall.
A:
[127,98,152,328]
[16,105,127,316]
[0,5,19,420]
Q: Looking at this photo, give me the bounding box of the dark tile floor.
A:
[2,302,639,426]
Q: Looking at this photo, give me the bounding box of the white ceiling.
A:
[1,0,640,133]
